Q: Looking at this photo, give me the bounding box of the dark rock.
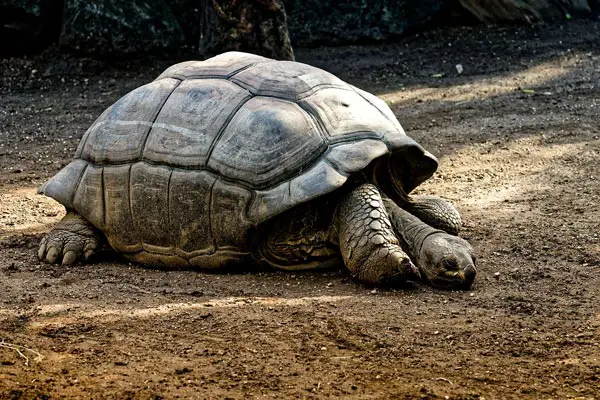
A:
[284,0,446,46]
[59,0,184,56]
[459,0,592,23]
[0,0,62,55]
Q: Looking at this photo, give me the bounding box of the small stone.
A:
[320,346,327,351]
[369,200,380,208]
[493,272,501,278]
[175,367,193,375]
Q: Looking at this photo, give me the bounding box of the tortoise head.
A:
[418,233,477,290]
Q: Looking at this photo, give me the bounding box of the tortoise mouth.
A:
[426,264,477,290]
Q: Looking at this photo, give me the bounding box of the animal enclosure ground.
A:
[1,21,599,399]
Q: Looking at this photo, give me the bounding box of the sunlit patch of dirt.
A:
[0,187,64,238]
[380,56,579,105]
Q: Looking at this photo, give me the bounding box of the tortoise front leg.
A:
[382,197,476,290]
[336,184,420,285]
[38,211,104,265]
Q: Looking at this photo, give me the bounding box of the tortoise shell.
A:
[40,51,438,267]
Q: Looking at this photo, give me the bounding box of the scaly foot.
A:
[39,211,103,265]
[336,184,420,285]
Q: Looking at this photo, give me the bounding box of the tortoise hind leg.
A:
[39,211,104,265]
[336,184,420,285]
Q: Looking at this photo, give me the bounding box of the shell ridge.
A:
[100,167,106,229]
[126,164,140,247]
[155,60,276,82]
[295,83,352,100]
[207,178,218,253]
[62,159,278,190]
[321,155,349,177]
[76,128,93,160]
[139,79,183,160]
[166,169,174,246]
[295,101,330,143]
[229,79,350,101]
[327,131,385,144]
[226,60,276,79]
[227,78,254,93]
[350,85,391,121]
[158,74,222,81]
[128,164,138,243]
[158,61,272,81]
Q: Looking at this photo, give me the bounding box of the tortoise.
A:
[38,51,476,289]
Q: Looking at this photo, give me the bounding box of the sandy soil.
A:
[1,21,599,399]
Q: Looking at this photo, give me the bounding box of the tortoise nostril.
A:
[443,258,460,271]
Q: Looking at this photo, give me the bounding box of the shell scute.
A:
[169,169,216,254]
[103,164,139,252]
[130,163,173,247]
[142,79,251,167]
[208,96,326,188]
[79,78,181,164]
[299,87,399,139]
[72,165,104,230]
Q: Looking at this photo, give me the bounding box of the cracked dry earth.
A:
[1,21,599,399]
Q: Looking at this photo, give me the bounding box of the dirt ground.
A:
[1,21,599,399]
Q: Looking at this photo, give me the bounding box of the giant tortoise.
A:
[38,51,476,289]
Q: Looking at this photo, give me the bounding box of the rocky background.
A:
[0,0,598,58]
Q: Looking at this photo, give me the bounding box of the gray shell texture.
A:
[40,51,438,265]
